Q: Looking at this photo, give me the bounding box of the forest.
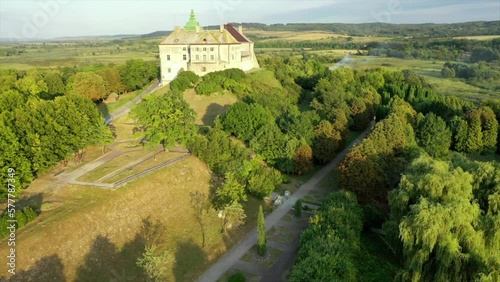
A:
[126,47,499,281]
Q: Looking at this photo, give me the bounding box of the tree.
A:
[170,71,199,92]
[294,144,313,175]
[99,66,126,95]
[384,155,499,282]
[290,192,363,282]
[465,109,483,154]
[257,205,267,256]
[121,59,158,91]
[247,166,281,198]
[416,112,452,158]
[216,172,247,207]
[350,98,373,130]
[221,102,273,141]
[294,199,302,217]
[43,70,65,97]
[136,245,171,282]
[221,201,246,233]
[441,67,455,78]
[312,120,341,164]
[15,70,48,97]
[131,92,196,149]
[70,72,107,101]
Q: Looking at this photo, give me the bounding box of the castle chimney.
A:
[220,24,224,32]
[174,26,181,31]
[238,25,243,34]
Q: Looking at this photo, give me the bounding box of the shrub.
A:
[228,271,246,282]
[195,79,222,95]
[294,199,302,217]
[15,210,27,228]
[23,207,38,222]
[170,71,199,92]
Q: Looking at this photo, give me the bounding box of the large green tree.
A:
[131,92,196,149]
[70,72,107,101]
[120,59,158,91]
[221,102,273,141]
[384,155,500,282]
[416,112,452,158]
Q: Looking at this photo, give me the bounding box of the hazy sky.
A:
[1,0,499,39]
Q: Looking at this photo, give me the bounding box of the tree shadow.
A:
[0,254,65,282]
[0,193,44,217]
[18,193,43,210]
[173,239,207,282]
[202,103,229,126]
[75,218,165,282]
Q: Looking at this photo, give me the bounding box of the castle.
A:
[158,10,259,85]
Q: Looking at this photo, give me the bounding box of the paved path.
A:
[196,121,375,282]
[104,81,160,124]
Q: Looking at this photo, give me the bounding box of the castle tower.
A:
[183,9,203,31]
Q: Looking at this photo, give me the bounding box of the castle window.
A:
[232,54,235,60]
[203,47,206,51]
[196,47,199,51]
[203,55,207,61]
[183,54,187,60]
[202,66,206,72]
[168,68,171,73]
[210,55,214,60]
[210,47,214,51]
[183,47,187,51]
[195,55,199,60]
[167,55,170,60]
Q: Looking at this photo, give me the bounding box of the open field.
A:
[0,40,159,69]
[246,29,391,43]
[452,35,500,40]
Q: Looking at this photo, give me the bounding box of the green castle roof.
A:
[184,9,203,31]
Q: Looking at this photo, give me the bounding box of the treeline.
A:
[0,59,159,199]
[0,58,157,101]
[255,40,365,50]
[442,61,500,91]
[368,39,499,61]
[0,92,112,199]
[222,21,500,37]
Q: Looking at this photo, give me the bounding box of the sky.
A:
[0,0,499,40]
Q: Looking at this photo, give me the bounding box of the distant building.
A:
[158,9,259,85]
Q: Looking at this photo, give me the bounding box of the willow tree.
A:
[384,155,499,282]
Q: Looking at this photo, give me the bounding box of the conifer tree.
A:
[257,205,267,256]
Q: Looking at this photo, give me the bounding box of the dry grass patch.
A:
[75,149,151,182]
[103,151,186,183]
[183,89,238,126]
[0,156,261,281]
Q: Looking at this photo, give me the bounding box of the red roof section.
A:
[224,24,250,43]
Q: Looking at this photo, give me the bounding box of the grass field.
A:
[452,35,500,40]
[183,88,238,126]
[0,40,159,69]
[246,30,391,43]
